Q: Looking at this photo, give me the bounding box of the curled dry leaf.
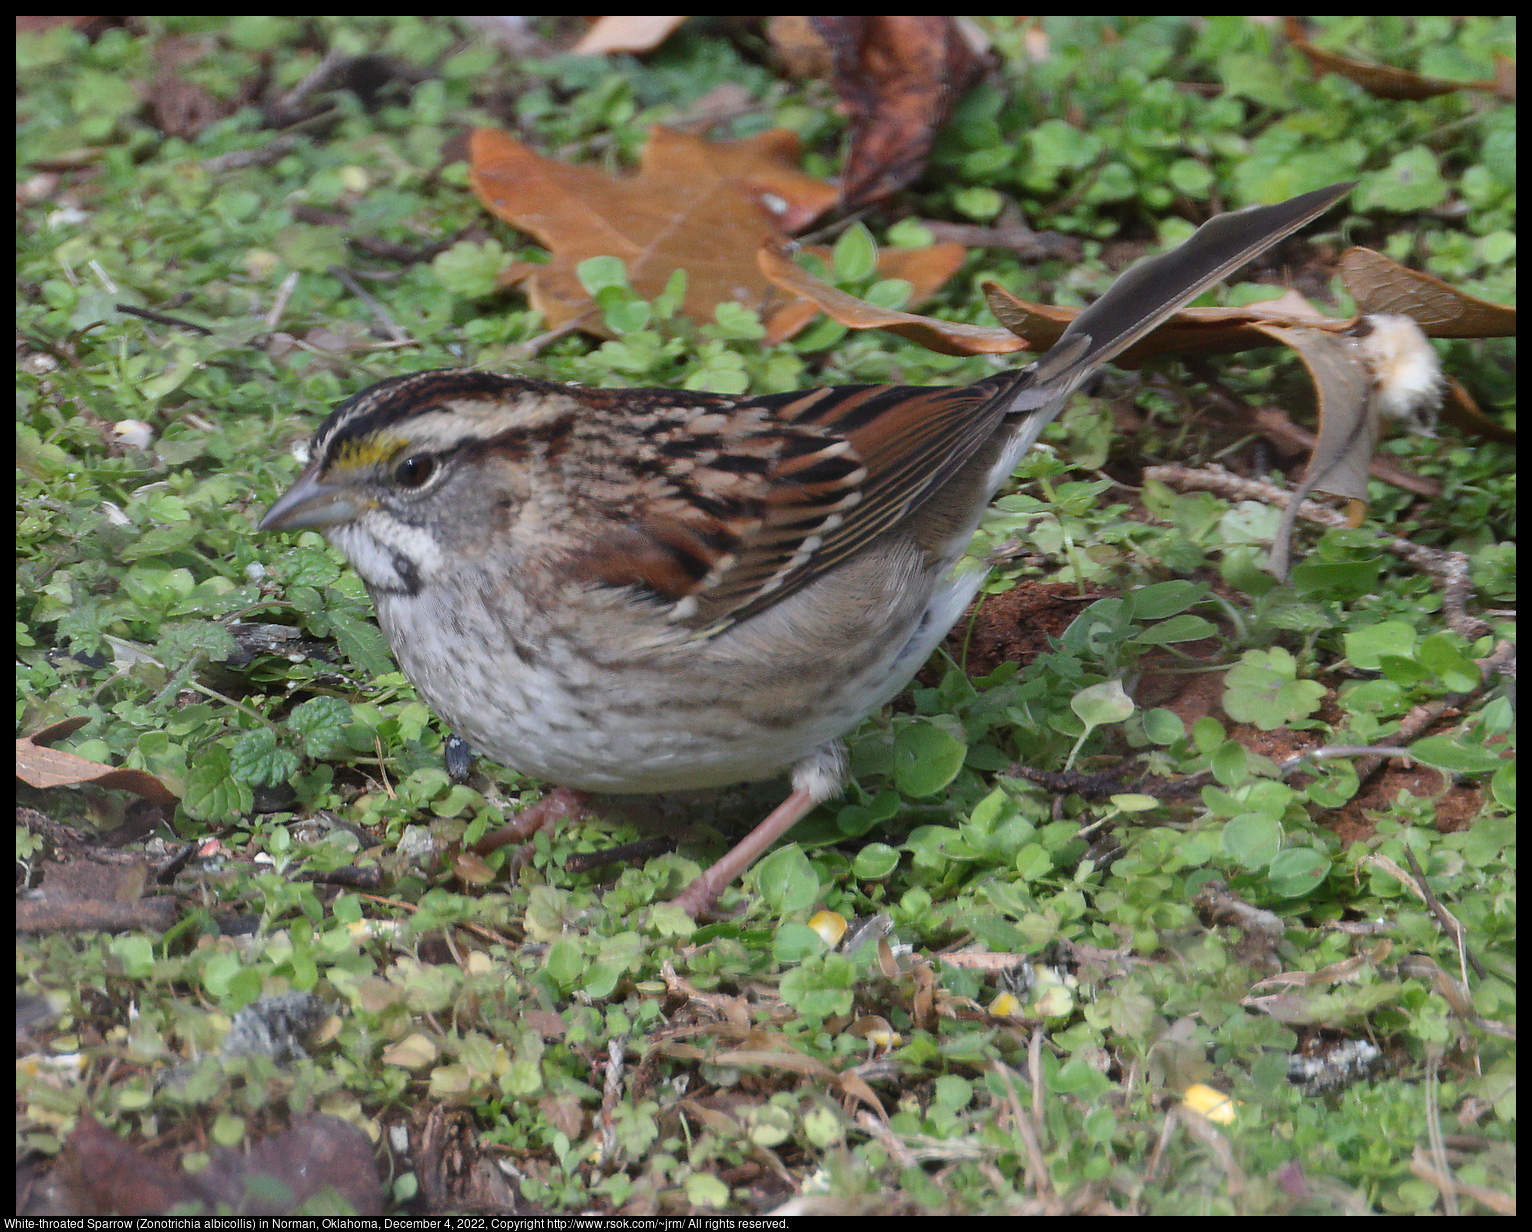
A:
[1284,16,1509,101]
[757,239,1023,355]
[17,720,177,807]
[471,125,839,336]
[1338,247,1515,445]
[809,16,989,209]
[570,15,688,56]
[1258,312,1459,579]
[1339,247,1519,338]
[1253,406,1442,499]
[981,279,1354,365]
[1255,323,1378,503]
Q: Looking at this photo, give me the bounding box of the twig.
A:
[994,1058,1052,1200]
[1145,463,1493,640]
[1403,844,1488,982]
[115,304,214,335]
[264,271,301,334]
[328,265,413,342]
[268,46,349,126]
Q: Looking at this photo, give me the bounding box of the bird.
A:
[260,182,1351,918]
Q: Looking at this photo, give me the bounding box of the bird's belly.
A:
[374,565,983,794]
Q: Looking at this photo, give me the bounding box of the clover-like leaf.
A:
[1223,647,1326,730]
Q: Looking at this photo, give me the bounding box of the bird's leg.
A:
[474,787,591,874]
[670,787,820,920]
[672,740,847,919]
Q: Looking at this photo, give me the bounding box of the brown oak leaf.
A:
[471,125,840,337]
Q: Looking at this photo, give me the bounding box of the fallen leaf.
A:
[1252,406,1442,498]
[758,239,1022,355]
[17,722,177,807]
[1339,246,1519,338]
[471,125,839,336]
[981,280,1355,364]
[810,16,989,208]
[571,15,688,56]
[1257,324,1378,502]
[766,15,836,79]
[1256,313,1455,579]
[1440,376,1515,444]
[1284,17,1508,101]
[1337,247,1515,445]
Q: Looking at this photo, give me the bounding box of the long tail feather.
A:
[1008,182,1355,421]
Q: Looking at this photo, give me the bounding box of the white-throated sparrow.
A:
[261,183,1350,917]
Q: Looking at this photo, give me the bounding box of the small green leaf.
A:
[229,727,300,788]
[1210,740,1249,787]
[893,722,967,797]
[652,267,687,318]
[1408,735,1506,775]
[1071,679,1135,728]
[1290,557,1382,601]
[852,843,900,880]
[109,933,155,979]
[685,1172,730,1208]
[575,254,629,295]
[836,790,900,837]
[1417,633,1481,692]
[755,845,820,915]
[210,1113,246,1148]
[1130,614,1217,645]
[431,239,508,299]
[1221,813,1282,870]
[712,301,765,340]
[772,921,826,963]
[287,696,353,759]
[831,222,878,281]
[1344,620,1417,670]
[1223,647,1326,730]
[1143,708,1185,744]
[183,745,255,822]
[1266,848,1330,898]
[600,295,651,335]
[1191,716,1226,752]
[324,610,396,678]
[1127,580,1207,620]
[1491,761,1514,809]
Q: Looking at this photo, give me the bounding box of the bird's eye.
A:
[393,453,436,489]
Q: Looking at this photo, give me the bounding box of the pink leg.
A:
[671,788,818,919]
[473,787,590,872]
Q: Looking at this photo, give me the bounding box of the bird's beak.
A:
[259,466,366,531]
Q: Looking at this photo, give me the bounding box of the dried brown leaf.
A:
[1252,406,1442,498]
[1257,324,1378,503]
[766,15,836,79]
[982,279,1356,364]
[1284,17,1506,100]
[1441,376,1515,444]
[810,16,989,208]
[17,723,177,807]
[758,240,1022,355]
[1339,247,1518,337]
[570,15,687,55]
[471,125,838,335]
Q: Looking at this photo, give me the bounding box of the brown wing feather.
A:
[562,176,1358,634]
[560,376,1018,632]
[685,376,1018,629]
